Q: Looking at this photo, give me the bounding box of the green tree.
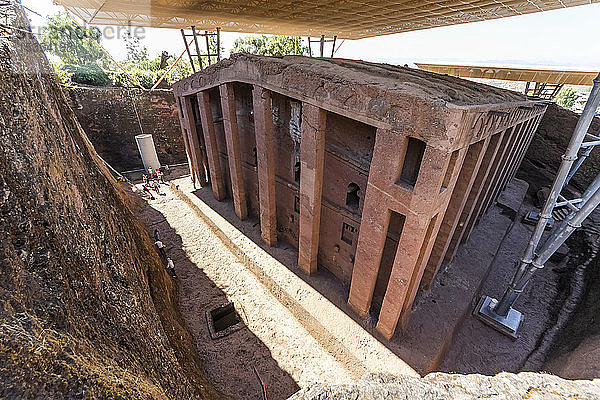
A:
[124,31,149,62]
[230,35,308,56]
[554,87,579,110]
[40,12,106,65]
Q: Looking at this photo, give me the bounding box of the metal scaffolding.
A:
[524,82,564,100]
[180,27,221,73]
[475,72,600,338]
[307,35,338,58]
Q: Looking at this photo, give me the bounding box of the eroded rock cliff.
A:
[0,2,219,398]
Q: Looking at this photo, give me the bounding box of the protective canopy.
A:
[55,0,598,39]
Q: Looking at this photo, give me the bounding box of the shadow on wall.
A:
[140,201,300,400]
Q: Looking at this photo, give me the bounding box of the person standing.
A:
[152,179,161,194]
[166,258,177,278]
[155,240,167,261]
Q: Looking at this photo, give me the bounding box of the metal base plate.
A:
[522,211,555,229]
[474,295,522,339]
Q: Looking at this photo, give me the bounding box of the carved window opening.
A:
[341,222,357,245]
[440,150,460,193]
[397,137,426,188]
[294,161,301,183]
[346,183,360,210]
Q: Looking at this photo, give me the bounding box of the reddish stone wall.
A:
[196,85,377,285]
[68,86,187,171]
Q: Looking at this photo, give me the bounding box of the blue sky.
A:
[22,0,600,70]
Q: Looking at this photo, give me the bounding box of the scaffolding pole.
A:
[180,27,221,71]
[307,36,338,58]
[475,72,600,338]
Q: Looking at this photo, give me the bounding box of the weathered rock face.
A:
[0,3,218,398]
[514,103,600,380]
[518,102,600,195]
[290,372,600,399]
[68,86,187,172]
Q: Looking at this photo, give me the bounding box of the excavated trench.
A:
[532,211,600,378]
[3,1,600,397]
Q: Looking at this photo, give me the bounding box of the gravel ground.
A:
[137,183,355,400]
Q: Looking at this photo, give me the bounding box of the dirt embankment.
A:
[517,102,600,196]
[539,210,600,379]
[516,104,600,379]
[0,2,219,398]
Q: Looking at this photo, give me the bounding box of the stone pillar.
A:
[495,119,530,196]
[393,146,461,328]
[422,138,488,287]
[347,127,396,319]
[180,96,207,186]
[507,113,543,183]
[176,96,196,183]
[462,124,518,243]
[497,117,535,194]
[482,120,528,214]
[441,130,505,264]
[198,91,226,201]
[298,104,327,275]
[347,193,390,318]
[375,213,434,338]
[181,127,195,182]
[348,130,450,326]
[253,86,277,247]
[220,84,248,220]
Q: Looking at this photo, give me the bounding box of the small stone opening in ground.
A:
[208,302,243,337]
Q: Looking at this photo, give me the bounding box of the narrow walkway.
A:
[138,180,415,400]
[440,202,563,374]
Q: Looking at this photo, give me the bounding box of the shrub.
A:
[554,87,579,110]
[62,63,110,86]
[107,58,194,89]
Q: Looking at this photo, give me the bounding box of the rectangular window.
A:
[386,211,406,241]
[341,222,356,245]
[294,161,301,183]
[294,195,300,213]
[397,137,426,188]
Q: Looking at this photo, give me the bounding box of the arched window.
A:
[346,183,360,210]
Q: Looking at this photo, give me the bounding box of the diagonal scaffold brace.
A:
[475,72,600,338]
